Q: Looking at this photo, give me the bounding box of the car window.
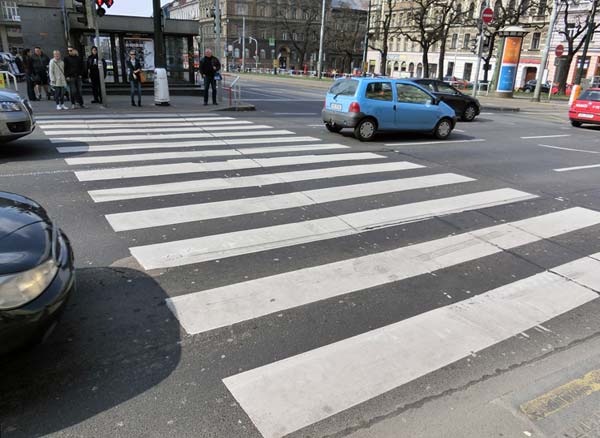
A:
[365,82,393,101]
[419,81,436,92]
[436,82,459,95]
[396,83,433,104]
[579,90,600,101]
[328,79,358,96]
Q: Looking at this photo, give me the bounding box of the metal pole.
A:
[242,16,246,71]
[215,0,221,60]
[152,0,165,68]
[574,0,596,85]
[361,0,372,75]
[472,18,486,97]
[94,17,108,106]
[317,0,326,78]
[533,0,559,101]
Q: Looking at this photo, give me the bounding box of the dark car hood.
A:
[0,192,52,275]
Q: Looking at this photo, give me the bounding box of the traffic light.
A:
[73,0,92,28]
[95,0,113,17]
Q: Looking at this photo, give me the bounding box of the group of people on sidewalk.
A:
[22,46,106,111]
[20,47,222,110]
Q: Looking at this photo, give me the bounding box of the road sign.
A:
[555,44,564,57]
[482,7,494,24]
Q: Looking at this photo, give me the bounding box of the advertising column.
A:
[495,27,527,98]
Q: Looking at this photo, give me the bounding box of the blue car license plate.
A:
[330,103,342,111]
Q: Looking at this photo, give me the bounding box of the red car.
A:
[569,88,600,127]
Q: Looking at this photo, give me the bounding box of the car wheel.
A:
[524,88,532,93]
[571,120,582,127]
[325,122,343,133]
[433,118,453,139]
[461,104,478,122]
[354,117,377,141]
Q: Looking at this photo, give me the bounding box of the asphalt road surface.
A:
[1,79,600,438]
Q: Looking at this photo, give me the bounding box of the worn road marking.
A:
[520,134,571,139]
[386,139,486,147]
[538,144,600,154]
[555,163,600,172]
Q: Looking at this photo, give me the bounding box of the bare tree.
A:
[327,5,367,73]
[435,0,468,80]
[369,0,397,74]
[555,0,600,92]
[276,0,322,67]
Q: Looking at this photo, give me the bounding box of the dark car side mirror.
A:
[432,96,441,105]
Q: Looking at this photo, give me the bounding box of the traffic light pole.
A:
[92,13,108,106]
[153,0,166,68]
[472,20,485,98]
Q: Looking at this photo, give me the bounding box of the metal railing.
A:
[0,70,18,91]
[222,74,241,108]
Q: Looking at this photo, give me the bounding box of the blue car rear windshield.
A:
[329,80,358,96]
[579,90,600,101]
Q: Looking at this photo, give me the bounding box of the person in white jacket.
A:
[49,50,68,110]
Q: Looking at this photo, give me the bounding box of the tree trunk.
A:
[557,52,575,93]
[422,48,429,78]
[437,39,447,80]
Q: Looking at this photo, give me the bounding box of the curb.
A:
[481,105,520,112]
[217,104,256,112]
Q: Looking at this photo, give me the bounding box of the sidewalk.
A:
[236,72,569,114]
[12,86,254,116]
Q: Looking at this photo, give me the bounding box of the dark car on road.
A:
[0,192,74,355]
[519,80,551,93]
[409,78,481,121]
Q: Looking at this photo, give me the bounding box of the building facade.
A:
[165,0,368,73]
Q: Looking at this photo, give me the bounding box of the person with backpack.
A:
[87,46,106,104]
[199,49,221,106]
[126,50,143,107]
[49,50,68,110]
[64,46,86,109]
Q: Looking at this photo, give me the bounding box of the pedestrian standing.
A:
[126,50,142,107]
[49,50,68,111]
[64,47,85,109]
[87,46,106,104]
[31,47,50,100]
[199,49,221,106]
[22,49,36,101]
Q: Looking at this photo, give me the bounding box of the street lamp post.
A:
[533,0,560,101]
[317,0,326,78]
[361,0,372,76]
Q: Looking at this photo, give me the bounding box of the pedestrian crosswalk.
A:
[40,112,600,438]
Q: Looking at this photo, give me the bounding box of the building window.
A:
[450,33,458,49]
[531,32,541,50]
[257,5,265,16]
[463,33,471,49]
[1,1,19,21]
[260,49,266,59]
[463,62,473,80]
[282,31,289,40]
[446,61,454,76]
[236,3,248,15]
[468,2,475,19]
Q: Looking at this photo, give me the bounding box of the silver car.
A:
[0,89,35,143]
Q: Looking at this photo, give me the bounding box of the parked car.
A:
[520,80,551,93]
[409,78,481,121]
[443,76,470,89]
[322,77,457,141]
[0,192,75,355]
[569,88,600,127]
[0,89,35,143]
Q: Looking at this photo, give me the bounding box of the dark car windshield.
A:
[579,90,600,102]
[329,79,358,97]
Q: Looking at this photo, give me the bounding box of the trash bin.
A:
[154,67,170,106]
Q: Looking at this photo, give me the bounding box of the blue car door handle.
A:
[393,105,396,110]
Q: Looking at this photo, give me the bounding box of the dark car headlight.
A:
[0,258,59,310]
[0,101,22,112]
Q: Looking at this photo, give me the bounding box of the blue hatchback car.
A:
[322,77,457,141]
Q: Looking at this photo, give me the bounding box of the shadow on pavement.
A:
[0,267,181,437]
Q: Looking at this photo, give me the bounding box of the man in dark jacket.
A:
[64,47,85,109]
[31,47,50,100]
[22,49,36,101]
[199,49,221,105]
[87,46,106,104]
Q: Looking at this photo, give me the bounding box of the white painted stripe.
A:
[77,152,380,181]
[554,163,600,172]
[37,116,228,125]
[65,144,349,166]
[130,188,537,270]
[537,144,600,154]
[49,130,295,143]
[107,173,474,232]
[43,125,269,135]
[274,112,319,115]
[520,134,571,139]
[56,136,320,153]
[166,207,600,336]
[40,120,252,130]
[35,113,219,121]
[223,254,600,438]
[87,160,417,201]
[385,139,486,147]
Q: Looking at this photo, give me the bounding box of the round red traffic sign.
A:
[482,7,494,24]
[555,44,564,57]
